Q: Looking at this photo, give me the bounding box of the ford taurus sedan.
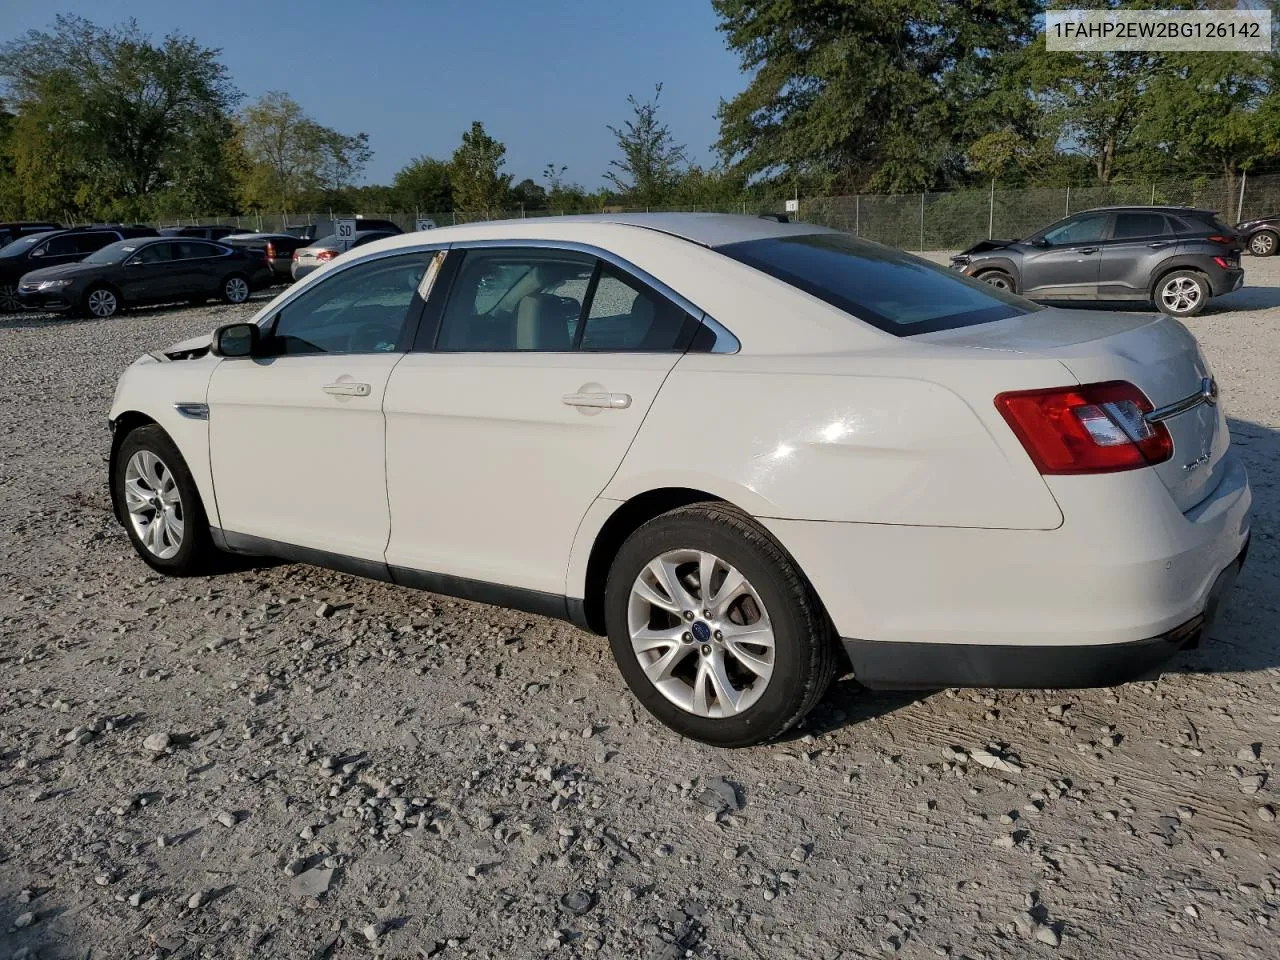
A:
[107,214,1251,746]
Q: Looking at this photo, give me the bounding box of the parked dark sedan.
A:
[160,225,240,242]
[16,237,272,318]
[951,206,1243,317]
[0,221,61,246]
[222,232,313,281]
[1235,214,1279,257]
[0,226,157,312]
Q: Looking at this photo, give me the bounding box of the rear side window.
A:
[1112,213,1172,240]
[581,264,698,351]
[75,233,117,253]
[176,241,224,259]
[717,233,1038,335]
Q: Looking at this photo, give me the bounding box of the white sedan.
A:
[108,214,1251,746]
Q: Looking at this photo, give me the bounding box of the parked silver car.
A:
[291,231,398,280]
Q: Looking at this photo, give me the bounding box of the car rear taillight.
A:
[265,241,276,260]
[317,250,337,262]
[995,381,1173,475]
[1207,234,1235,244]
[291,249,300,261]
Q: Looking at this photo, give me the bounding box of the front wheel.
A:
[0,283,21,312]
[604,503,836,747]
[85,285,120,318]
[114,425,217,575]
[976,269,1016,293]
[1156,270,1209,318]
[220,274,250,304]
[1249,230,1277,257]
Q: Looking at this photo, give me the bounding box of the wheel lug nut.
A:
[700,644,712,656]
[714,631,723,641]
[682,632,693,643]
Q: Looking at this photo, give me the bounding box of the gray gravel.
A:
[1,263,1278,959]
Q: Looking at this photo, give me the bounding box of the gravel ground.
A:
[1,260,1278,960]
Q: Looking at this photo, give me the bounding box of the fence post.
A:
[988,180,995,239]
[1237,170,1247,222]
[855,194,860,236]
[919,193,925,251]
[1150,182,1156,205]
[1065,186,1070,217]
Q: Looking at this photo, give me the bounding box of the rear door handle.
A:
[1148,241,1171,248]
[562,391,631,409]
[322,382,371,397]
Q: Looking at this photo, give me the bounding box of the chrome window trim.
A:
[250,243,453,328]
[448,237,740,354]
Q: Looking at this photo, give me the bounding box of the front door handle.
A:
[1080,247,1100,255]
[322,382,371,397]
[1148,241,1171,248]
[562,391,631,409]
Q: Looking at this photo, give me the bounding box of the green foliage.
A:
[0,14,240,219]
[449,121,512,214]
[392,155,453,212]
[605,84,687,206]
[237,91,371,212]
[508,178,548,210]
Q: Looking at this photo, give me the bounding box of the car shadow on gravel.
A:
[1037,281,1280,315]
[0,291,283,330]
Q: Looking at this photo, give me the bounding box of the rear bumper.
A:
[292,262,319,281]
[1208,267,1244,296]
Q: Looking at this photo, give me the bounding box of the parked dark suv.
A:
[951,206,1243,317]
[0,221,61,246]
[0,226,158,312]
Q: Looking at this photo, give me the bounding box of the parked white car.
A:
[108,214,1251,746]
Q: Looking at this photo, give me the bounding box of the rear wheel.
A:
[604,503,836,747]
[0,283,20,312]
[1249,230,1277,257]
[85,285,120,318]
[1156,270,1209,318]
[114,425,217,576]
[220,274,250,304]
[976,269,1016,293]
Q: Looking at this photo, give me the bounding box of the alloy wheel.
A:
[0,284,19,312]
[1251,233,1276,256]
[981,274,1012,291]
[225,277,250,303]
[123,450,184,560]
[88,288,118,318]
[1160,276,1201,314]
[627,549,775,718]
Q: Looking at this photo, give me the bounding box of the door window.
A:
[176,241,223,259]
[435,249,595,351]
[580,264,696,351]
[268,252,430,355]
[1112,213,1172,240]
[34,234,87,257]
[130,242,179,264]
[1041,214,1108,245]
[74,232,117,253]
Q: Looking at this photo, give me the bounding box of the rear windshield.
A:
[717,233,1039,335]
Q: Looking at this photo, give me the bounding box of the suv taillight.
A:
[995,381,1173,474]
[265,241,276,259]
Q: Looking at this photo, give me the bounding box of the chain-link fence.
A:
[138,173,1280,250]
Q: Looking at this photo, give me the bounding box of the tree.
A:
[508,178,547,210]
[541,163,591,210]
[449,121,512,213]
[605,84,686,206]
[392,155,453,213]
[712,0,1041,192]
[237,91,371,212]
[0,15,240,218]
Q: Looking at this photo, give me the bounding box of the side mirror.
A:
[211,322,260,358]
[1029,237,1050,248]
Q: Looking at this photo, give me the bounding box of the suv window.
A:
[1112,212,1172,240]
[1041,214,1108,245]
[269,252,429,355]
[76,232,118,253]
[718,232,1037,336]
[581,263,696,351]
[35,234,91,257]
[436,249,595,351]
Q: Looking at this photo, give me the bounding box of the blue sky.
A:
[2,0,747,189]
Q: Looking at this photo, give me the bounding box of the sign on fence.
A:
[785,199,799,213]
[415,218,437,232]
[334,219,357,250]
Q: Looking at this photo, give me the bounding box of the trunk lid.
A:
[920,307,1228,513]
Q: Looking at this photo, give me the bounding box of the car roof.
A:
[1076,205,1217,216]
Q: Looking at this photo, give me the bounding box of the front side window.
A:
[1040,214,1108,245]
[718,232,1038,336]
[580,264,697,351]
[1112,213,1171,240]
[267,252,430,355]
[436,249,594,352]
[131,242,178,264]
[35,234,86,257]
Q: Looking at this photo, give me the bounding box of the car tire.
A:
[114,424,217,576]
[84,285,121,319]
[220,274,251,304]
[1155,270,1210,318]
[1249,230,1277,257]
[975,269,1016,293]
[0,283,21,313]
[603,502,836,747]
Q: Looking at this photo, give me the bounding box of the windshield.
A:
[82,240,138,265]
[0,233,51,258]
[717,232,1039,335]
